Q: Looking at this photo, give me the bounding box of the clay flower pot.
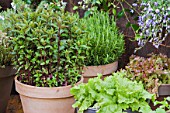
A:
[0,66,16,113]
[82,61,118,83]
[15,76,83,113]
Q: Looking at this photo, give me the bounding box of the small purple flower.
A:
[154,2,158,6]
[155,9,160,13]
[130,9,134,13]
[132,3,138,7]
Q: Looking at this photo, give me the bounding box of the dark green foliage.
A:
[125,54,170,94]
[1,2,88,87]
[0,31,13,67]
[80,11,124,66]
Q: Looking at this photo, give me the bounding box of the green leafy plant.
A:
[71,71,154,113]
[0,31,13,67]
[80,11,124,66]
[125,54,170,95]
[149,96,170,113]
[1,2,88,87]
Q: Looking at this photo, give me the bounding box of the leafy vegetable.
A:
[71,71,153,113]
[125,54,170,95]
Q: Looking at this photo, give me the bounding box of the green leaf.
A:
[131,24,139,31]
[117,10,124,19]
[84,11,91,18]
[73,6,78,10]
[126,22,131,28]
[112,9,116,16]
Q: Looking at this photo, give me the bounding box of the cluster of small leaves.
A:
[136,0,170,48]
[0,31,13,67]
[80,11,124,66]
[1,2,88,87]
[125,54,170,95]
[152,97,170,113]
[71,71,154,113]
[22,0,66,9]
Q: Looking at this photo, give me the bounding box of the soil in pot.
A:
[0,66,16,113]
[82,61,118,83]
[15,76,83,113]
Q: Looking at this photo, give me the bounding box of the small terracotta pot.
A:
[82,61,118,83]
[0,66,16,113]
[15,76,83,113]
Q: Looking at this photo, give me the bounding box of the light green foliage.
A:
[125,54,170,94]
[80,11,124,66]
[70,71,153,113]
[1,2,88,87]
[0,31,13,67]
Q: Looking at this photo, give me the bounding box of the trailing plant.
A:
[71,71,154,113]
[135,0,170,48]
[1,2,88,87]
[0,31,13,67]
[125,54,170,95]
[80,11,124,66]
[72,0,141,35]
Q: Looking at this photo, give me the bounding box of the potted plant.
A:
[1,1,88,113]
[71,71,156,113]
[80,11,125,82]
[125,54,170,96]
[0,30,16,113]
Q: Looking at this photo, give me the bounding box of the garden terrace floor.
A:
[6,95,23,113]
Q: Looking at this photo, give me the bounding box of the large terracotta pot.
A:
[15,76,83,113]
[0,66,16,113]
[82,61,118,83]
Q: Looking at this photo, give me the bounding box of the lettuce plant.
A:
[71,71,153,113]
[125,54,170,95]
[1,2,88,87]
[80,11,124,66]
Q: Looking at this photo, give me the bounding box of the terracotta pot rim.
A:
[84,61,118,68]
[83,61,118,78]
[15,76,83,89]
[15,76,83,98]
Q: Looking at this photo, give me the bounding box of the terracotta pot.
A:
[82,61,118,83]
[0,66,16,113]
[158,84,170,96]
[15,76,83,113]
